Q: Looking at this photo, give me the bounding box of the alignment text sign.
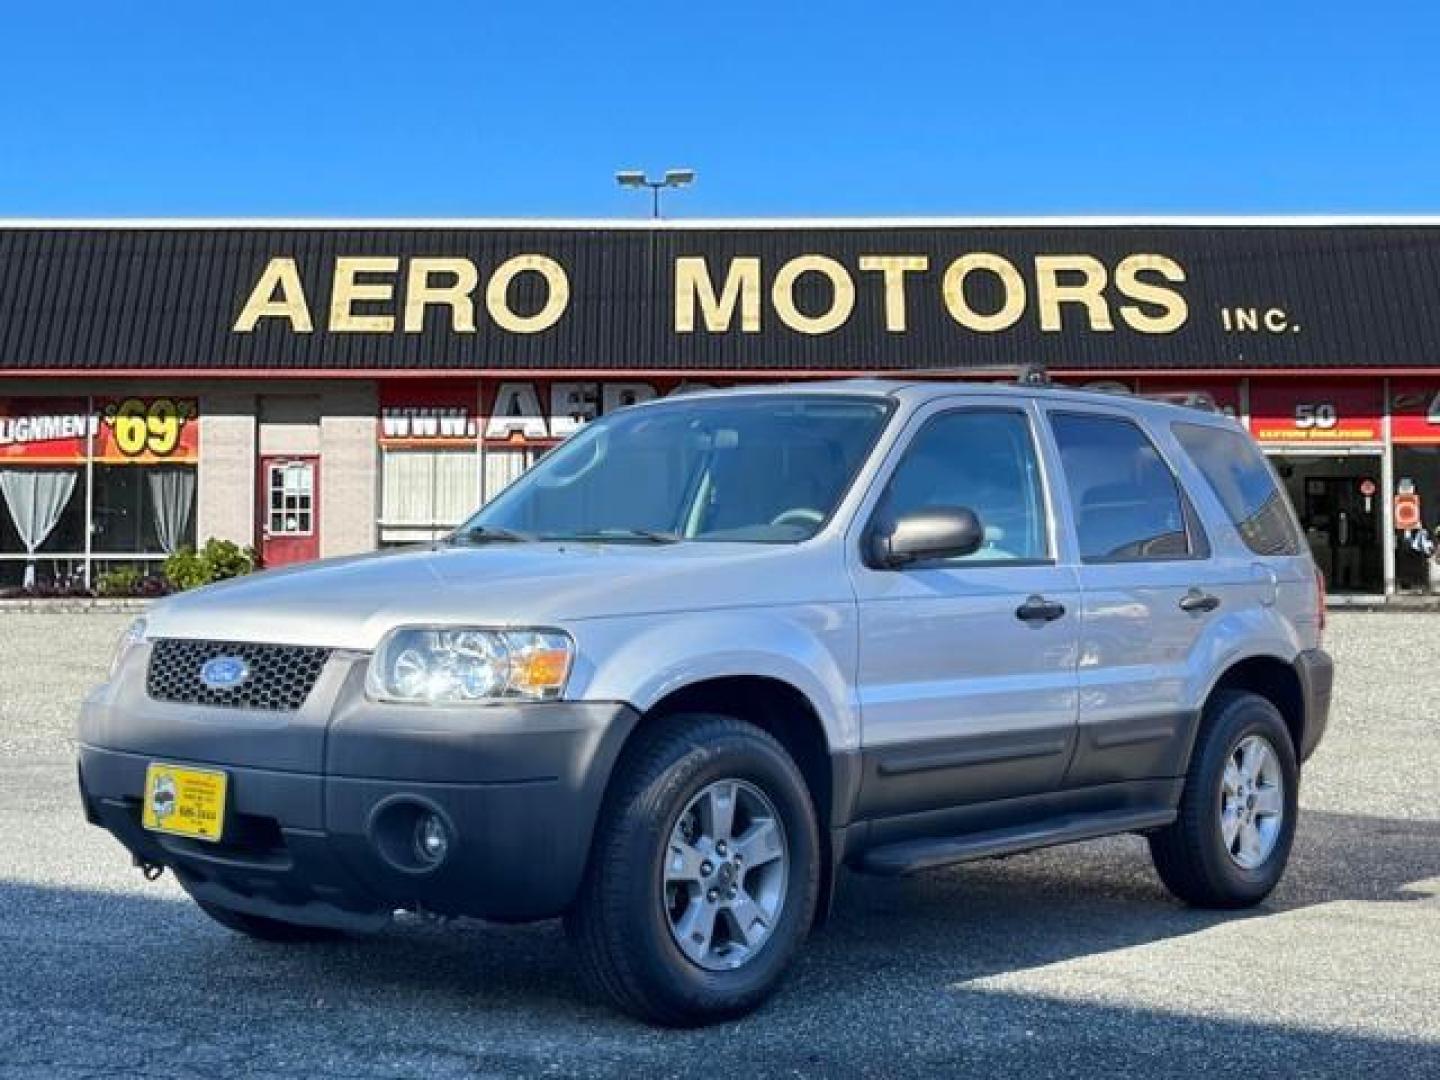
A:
[0,397,199,463]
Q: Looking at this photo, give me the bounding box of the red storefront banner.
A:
[1247,380,1382,444]
[1135,378,1242,419]
[0,398,94,462]
[379,381,479,447]
[1049,376,1137,394]
[482,379,694,445]
[0,397,199,463]
[1389,380,1440,444]
[381,378,730,448]
[97,397,200,463]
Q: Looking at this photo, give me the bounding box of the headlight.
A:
[366,626,574,704]
[109,617,148,679]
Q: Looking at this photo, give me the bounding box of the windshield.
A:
[456,394,892,544]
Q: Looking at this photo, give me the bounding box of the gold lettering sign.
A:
[675,256,762,333]
[772,255,855,335]
[404,258,479,333]
[233,257,314,332]
[1115,254,1188,333]
[486,255,569,334]
[1034,255,1113,333]
[330,256,399,333]
[230,248,1192,339]
[942,253,1027,332]
[858,255,928,333]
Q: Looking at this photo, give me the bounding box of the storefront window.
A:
[0,396,199,591]
[1394,446,1440,593]
[483,447,541,501]
[0,467,85,587]
[1249,379,1386,596]
[380,450,480,544]
[92,464,198,554]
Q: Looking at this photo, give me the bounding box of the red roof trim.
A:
[1,367,1437,381]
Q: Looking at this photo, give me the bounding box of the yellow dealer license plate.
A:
[141,763,228,842]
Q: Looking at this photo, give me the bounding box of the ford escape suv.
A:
[78,379,1332,1025]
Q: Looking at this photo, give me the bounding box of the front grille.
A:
[146,639,331,711]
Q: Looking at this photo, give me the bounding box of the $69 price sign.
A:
[101,397,198,459]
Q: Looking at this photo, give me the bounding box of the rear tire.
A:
[195,898,347,943]
[1149,690,1299,908]
[565,714,820,1026]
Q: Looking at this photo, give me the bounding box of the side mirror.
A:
[870,506,984,568]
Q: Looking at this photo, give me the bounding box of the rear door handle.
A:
[1015,595,1066,623]
[1179,589,1221,613]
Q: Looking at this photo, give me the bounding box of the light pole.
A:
[615,168,696,218]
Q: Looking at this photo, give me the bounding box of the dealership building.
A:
[4,216,1440,599]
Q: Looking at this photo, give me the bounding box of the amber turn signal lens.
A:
[509,646,571,695]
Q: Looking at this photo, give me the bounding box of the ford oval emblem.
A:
[199,655,250,691]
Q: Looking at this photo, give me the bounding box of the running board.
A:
[856,806,1177,876]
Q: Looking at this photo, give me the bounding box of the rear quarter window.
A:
[1172,421,1302,556]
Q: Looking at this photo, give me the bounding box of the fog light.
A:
[413,813,450,866]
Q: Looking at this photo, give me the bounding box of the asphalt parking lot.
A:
[2,612,1437,1079]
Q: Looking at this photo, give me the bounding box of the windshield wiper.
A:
[447,524,537,545]
[552,528,683,545]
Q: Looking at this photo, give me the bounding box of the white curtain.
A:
[382,450,482,535]
[0,469,78,588]
[484,449,532,504]
[147,467,196,554]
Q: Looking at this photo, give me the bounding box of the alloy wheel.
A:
[662,778,789,971]
[1220,734,1285,870]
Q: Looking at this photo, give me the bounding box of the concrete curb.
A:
[0,598,153,614]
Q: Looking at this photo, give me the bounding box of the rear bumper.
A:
[1295,648,1334,762]
[78,699,638,926]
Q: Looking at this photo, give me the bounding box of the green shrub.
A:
[201,538,258,582]
[162,547,208,591]
[95,565,143,597]
[163,538,259,592]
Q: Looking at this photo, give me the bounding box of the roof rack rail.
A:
[874,362,1052,386]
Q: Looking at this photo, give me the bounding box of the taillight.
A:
[1315,565,1327,645]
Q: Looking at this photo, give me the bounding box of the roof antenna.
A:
[1016,362,1050,387]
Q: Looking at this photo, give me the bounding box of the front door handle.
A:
[1015,595,1066,623]
[1179,589,1221,613]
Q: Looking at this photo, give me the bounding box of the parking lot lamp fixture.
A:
[615,168,696,218]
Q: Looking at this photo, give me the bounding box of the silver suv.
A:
[78,379,1332,1025]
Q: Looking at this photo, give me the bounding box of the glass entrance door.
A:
[1268,453,1383,595]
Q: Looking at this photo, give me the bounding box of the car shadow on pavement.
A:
[2,808,1437,1077]
[809,808,1440,988]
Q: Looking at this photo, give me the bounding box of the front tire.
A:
[565,714,820,1026]
[1149,690,1299,908]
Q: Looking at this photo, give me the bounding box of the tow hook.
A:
[134,856,165,882]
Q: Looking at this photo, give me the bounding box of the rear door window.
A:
[1050,412,1195,561]
[1172,421,1302,556]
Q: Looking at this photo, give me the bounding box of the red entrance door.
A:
[258,456,320,566]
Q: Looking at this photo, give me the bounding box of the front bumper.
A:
[77,646,638,926]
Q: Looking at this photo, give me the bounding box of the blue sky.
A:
[0,1,1436,217]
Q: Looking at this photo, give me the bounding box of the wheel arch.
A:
[610,673,853,927]
[1205,654,1306,756]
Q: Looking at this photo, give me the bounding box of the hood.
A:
[142,540,840,650]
